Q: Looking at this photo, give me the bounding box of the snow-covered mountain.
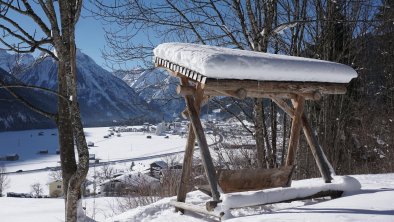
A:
[128,69,185,120]
[0,67,56,130]
[113,69,145,86]
[19,50,160,126]
[0,50,161,130]
[0,50,34,75]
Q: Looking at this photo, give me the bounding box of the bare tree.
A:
[49,169,63,181]
[31,182,44,197]
[0,165,9,197]
[96,164,115,183]
[0,1,89,221]
[92,0,392,176]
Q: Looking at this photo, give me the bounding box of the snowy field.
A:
[0,174,393,221]
[0,127,200,172]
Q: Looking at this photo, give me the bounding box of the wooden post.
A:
[170,201,224,218]
[175,123,196,212]
[181,78,221,202]
[285,96,305,166]
[176,80,205,212]
[301,115,333,183]
[271,97,333,183]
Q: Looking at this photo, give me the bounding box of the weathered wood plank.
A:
[285,96,305,167]
[205,90,321,100]
[217,88,247,99]
[204,80,347,95]
[217,166,295,193]
[170,201,224,218]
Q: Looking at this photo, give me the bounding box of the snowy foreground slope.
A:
[1,174,392,222]
[108,174,394,222]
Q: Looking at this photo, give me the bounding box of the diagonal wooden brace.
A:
[175,123,196,213]
[271,96,333,183]
[177,77,220,208]
[285,96,305,167]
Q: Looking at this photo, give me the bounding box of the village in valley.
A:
[0,117,253,195]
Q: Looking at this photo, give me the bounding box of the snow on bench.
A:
[154,43,357,83]
[219,175,361,211]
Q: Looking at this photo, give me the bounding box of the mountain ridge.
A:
[0,50,160,131]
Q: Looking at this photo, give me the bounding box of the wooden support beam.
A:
[271,97,333,183]
[176,123,196,212]
[215,88,247,99]
[177,85,196,96]
[170,201,224,219]
[247,91,321,100]
[205,90,321,100]
[181,95,210,119]
[300,114,333,183]
[204,80,347,95]
[270,97,296,118]
[285,96,305,166]
[181,78,221,202]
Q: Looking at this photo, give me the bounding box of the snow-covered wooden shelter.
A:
[153,43,359,219]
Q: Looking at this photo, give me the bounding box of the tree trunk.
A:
[63,36,90,222]
[270,101,277,167]
[261,101,272,168]
[57,60,77,206]
[254,98,265,168]
[57,3,89,221]
[281,114,287,166]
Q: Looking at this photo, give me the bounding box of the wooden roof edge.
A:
[155,56,348,95]
[155,57,207,83]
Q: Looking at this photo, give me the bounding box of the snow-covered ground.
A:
[0,174,393,221]
[1,127,393,221]
[108,174,394,222]
[0,128,59,172]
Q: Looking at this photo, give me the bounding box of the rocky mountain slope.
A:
[0,50,160,130]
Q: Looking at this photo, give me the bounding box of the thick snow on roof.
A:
[154,43,357,83]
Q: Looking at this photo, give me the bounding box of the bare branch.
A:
[0,81,57,120]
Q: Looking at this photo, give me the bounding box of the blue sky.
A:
[77,10,108,68]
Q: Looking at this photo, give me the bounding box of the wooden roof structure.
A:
[153,43,357,219]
